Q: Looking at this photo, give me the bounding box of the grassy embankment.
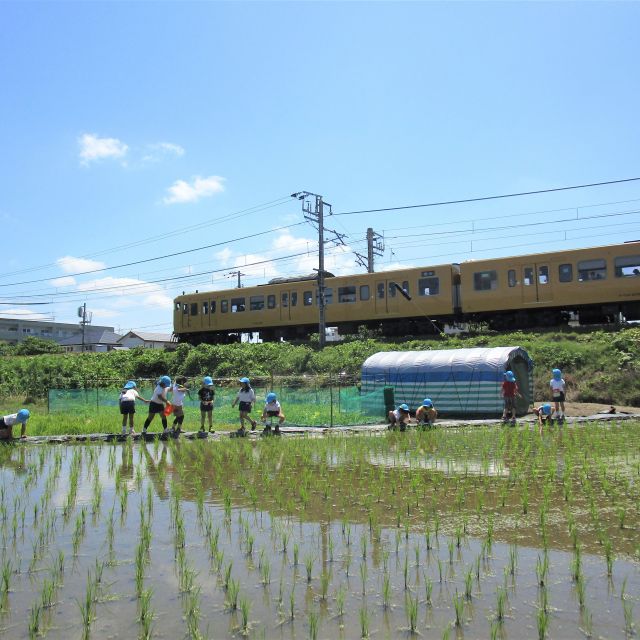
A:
[1,327,638,435]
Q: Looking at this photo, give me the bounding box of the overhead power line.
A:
[0,221,308,289]
[334,177,640,217]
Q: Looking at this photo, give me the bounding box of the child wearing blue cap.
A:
[501,371,522,425]
[550,368,566,421]
[169,376,191,435]
[533,403,554,435]
[119,381,149,435]
[142,375,172,435]
[388,404,411,431]
[261,392,285,435]
[0,409,30,440]
[415,399,437,427]
[231,377,257,435]
[198,376,215,433]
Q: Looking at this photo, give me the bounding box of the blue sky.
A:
[1,1,639,334]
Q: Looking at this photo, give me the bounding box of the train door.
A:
[374,279,401,315]
[279,291,291,322]
[521,264,552,304]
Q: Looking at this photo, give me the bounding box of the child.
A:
[533,402,554,435]
[550,368,566,420]
[261,392,285,435]
[198,376,215,432]
[119,381,149,435]
[415,398,437,427]
[169,376,191,434]
[0,409,29,440]
[142,375,171,435]
[501,371,522,425]
[388,403,411,431]
[231,377,257,435]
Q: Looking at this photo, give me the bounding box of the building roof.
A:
[58,329,122,346]
[118,331,176,343]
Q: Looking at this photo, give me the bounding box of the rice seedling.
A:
[308,607,319,640]
[239,596,251,634]
[320,570,330,600]
[260,558,271,585]
[360,560,368,595]
[453,590,464,627]
[293,543,299,566]
[28,602,42,638]
[289,588,295,620]
[226,578,239,609]
[537,606,549,639]
[425,574,433,606]
[359,604,370,638]
[495,586,507,621]
[305,554,314,583]
[405,590,418,634]
[623,599,635,636]
[464,566,473,600]
[575,573,586,609]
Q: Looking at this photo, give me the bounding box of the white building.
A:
[0,317,116,347]
[117,331,176,350]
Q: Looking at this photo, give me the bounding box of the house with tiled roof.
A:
[58,328,122,352]
[117,331,176,350]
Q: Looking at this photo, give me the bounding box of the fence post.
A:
[329,375,334,428]
[47,387,50,414]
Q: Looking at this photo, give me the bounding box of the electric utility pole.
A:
[355,227,385,273]
[227,270,245,288]
[78,303,92,352]
[292,191,333,348]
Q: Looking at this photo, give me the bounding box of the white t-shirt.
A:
[237,388,256,403]
[151,384,168,404]
[264,400,281,413]
[120,389,140,402]
[1,414,18,427]
[171,384,187,407]
[550,379,565,396]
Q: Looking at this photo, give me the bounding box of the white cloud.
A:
[78,133,128,165]
[56,256,106,274]
[215,248,233,265]
[49,276,76,288]
[143,292,174,309]
[230,253,280,280]
[88,308,120,319]
[0,309,51,321]
[163,175,225,205]
[77,276,159,294]
[272,230,316,253]
[377,261,414,272]
[142,142,185,163]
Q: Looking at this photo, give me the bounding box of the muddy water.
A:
[0,423,638,639]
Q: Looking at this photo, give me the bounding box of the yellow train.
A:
[173,241,640,343]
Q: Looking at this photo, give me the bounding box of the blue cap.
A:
[239,377,250,384]
[17,409,30,423]
[504,371,516,382]
[159,375,171,386]
[203,376,213,386]
[398,404,409,412]
[266,392,277,403]
[124,381,136,390]
[422,398,433,407]
[541,403,552,415]
[552,368,562,380]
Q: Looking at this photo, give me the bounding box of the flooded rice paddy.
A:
[0,422,639,639]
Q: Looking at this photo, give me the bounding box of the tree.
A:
[12,337,64,356]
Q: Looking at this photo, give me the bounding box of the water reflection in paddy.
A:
[0,422,638,639]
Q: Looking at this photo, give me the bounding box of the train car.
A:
[459,241,640,328]
[173,264,460,343]
[174,241,640,343]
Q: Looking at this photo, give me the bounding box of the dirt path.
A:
[544,401,640,417]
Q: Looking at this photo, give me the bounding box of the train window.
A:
[523,268,534,286]
[231,297,245,312]
[507,270,517,287]
[175,302,181,311]
[559,264,573,282]
[338,286,357,303]
[538,266,549,284]
[578,259,606,281]
[473,270,497,291]
[221,300,228,313]
[182,304,188,314]
[377,283,385,299]
[388,282,396,298]
[418,277,440,296]
[211,301,216,313]
[250,295,265,311]
[190,303,198,316]
[267,295,276,309]
[614,255,640,277]
[281,293,288,308]
[402,281,410,296]
[291,292,298,307]
[360,285,370,301]
[303,291,313,306]
[202,301,209,315]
